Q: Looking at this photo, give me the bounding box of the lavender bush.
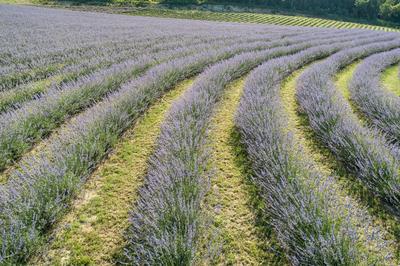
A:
[1,4,399,265]
[0,29,357,173]
[1,31,313,264]
[122,32,390,264]
[236,41,395,265]
[297,38,400,217]
[350,49,400,144]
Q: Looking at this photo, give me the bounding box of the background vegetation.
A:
[39,0,400,25]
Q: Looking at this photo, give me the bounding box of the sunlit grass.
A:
[382,64,400,95]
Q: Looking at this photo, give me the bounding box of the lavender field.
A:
[1,4,400,265]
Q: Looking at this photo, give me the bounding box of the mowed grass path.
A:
[382,64,400,95]
[334,62,370,126]
[206,78,284,265]
[0,73,63,114]
[34,79,194,266]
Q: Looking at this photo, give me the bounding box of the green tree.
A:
[380,0,400,21]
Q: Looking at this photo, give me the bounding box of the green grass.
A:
[280,67,398,262]
[0,0,32,3]
[31,78,194,266]
[206,78,285,265]
[382,64,400,95]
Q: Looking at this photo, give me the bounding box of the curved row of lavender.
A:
[350,49,400,144]
[2,4,400,264]
[122,33,334,264]
[122,32,393,264]
[0,20,320,262]
[236,39,396,265]
[0,4,311,90]
[0,33,286,173]
[0,35,239,112]
[296,38,400,218]
[1,33,262,95]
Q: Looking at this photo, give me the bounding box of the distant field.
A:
[121,7,399,31]
[0,0,399,31]
[1,4,400,266]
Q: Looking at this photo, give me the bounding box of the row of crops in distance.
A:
[1,4,400,265]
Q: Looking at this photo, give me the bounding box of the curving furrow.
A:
[350,49,400,145]
[296,38,400,218]
[122,31,378,264]
[382,64,400,95]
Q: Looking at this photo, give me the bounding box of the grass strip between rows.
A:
[206,78,284,265]
[33,79,194,266]
[334,61,369,126]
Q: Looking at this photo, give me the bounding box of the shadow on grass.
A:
[228,126,287,265]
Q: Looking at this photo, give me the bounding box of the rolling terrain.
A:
[0,4,400,265]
